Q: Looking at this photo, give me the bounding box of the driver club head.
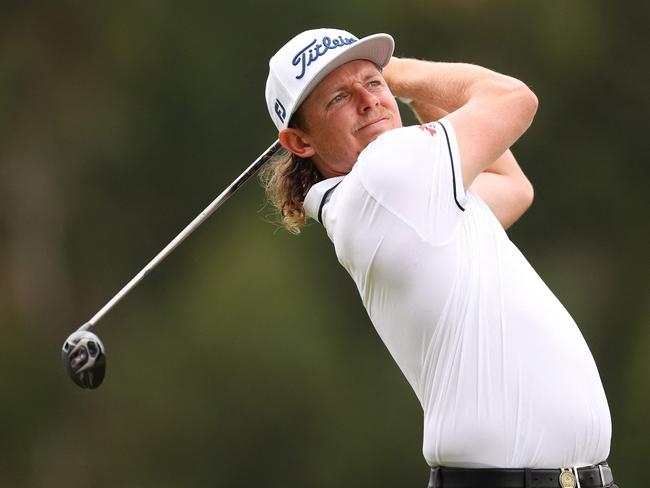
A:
[62,330,106,389]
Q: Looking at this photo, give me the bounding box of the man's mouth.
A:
[354,113,391,133]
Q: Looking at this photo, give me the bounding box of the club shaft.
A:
[78,139,282,332]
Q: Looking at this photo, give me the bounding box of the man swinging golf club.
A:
[261,27,617,488]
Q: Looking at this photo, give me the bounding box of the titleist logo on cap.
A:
[292,35,358,80]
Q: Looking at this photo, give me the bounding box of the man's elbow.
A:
[519,176,535,214]
[480,77,539,140]
[507,82,537,210]
[514,81,538,128]
[502,178,534,230]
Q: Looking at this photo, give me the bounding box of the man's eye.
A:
[367,80,381,88]
[330,94,345,105]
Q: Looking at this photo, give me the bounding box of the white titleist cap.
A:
[265,28,394,131]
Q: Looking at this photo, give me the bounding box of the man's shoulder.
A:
[362,122,446,156]
[353,124,441,176]
[366,124,424,148]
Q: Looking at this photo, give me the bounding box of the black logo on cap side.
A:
[274,99,286,123]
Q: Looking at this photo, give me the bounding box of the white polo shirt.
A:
[303,119,611,469]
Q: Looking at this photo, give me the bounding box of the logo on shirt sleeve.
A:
[417,122,437,137]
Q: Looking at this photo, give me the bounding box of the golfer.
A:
[262,28,616,488]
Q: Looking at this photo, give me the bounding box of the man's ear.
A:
[279,128,316,159]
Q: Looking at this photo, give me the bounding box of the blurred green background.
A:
[1,0,647,486]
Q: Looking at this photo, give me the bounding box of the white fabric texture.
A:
[303,119,611,468]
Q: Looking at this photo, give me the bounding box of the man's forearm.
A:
[383,57,525,113]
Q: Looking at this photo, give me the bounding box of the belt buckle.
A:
[559,468,577,488]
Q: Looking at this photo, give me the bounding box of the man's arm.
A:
[470,152,534,229]
[402,99,534,229]
[383,57,538,192]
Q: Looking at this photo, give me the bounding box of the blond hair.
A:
[259,148,322,234]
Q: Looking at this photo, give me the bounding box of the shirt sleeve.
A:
[354,119,467,245]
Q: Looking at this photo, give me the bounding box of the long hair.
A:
[259,111,322,234]
[259,149,321,234]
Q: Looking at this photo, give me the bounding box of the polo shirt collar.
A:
[304,176,345,223]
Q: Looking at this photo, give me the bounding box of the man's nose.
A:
[354,86,380,112]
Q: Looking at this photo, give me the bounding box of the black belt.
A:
[428,462,614,488]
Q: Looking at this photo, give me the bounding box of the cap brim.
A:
[291,33,394,120]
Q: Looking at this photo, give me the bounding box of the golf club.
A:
[62,139,282,389]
